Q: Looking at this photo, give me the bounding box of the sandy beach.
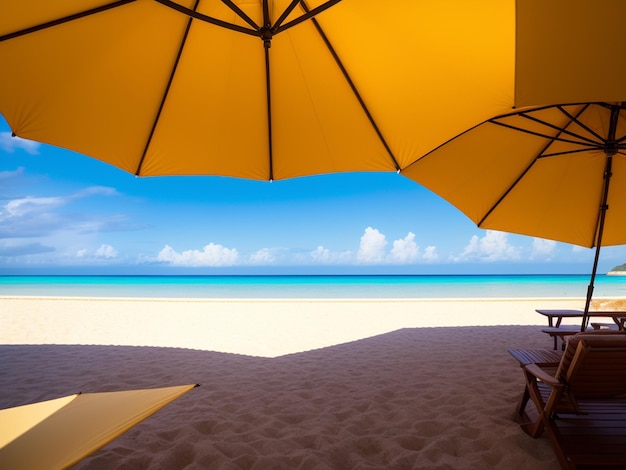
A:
[0,296,600,468]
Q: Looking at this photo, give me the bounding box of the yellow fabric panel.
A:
[0,384,197,470]
[0,0,114,36]
[268,15,398,179]
[141,17,270,178]
[515,0,626,107]
[403,103,626,248]
[0,0,517,179]
[321,0,516,169]
[0,1,195,175]
[0,395,76,448]
[402,121,546,226]
[482,151,606,247]
[602,154,626,246]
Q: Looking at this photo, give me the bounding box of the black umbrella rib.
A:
[135,0,200,175]
[520,111,601,146]
[299,3,400,171]
[491,103,595,142]
[490,118,603,151]
[476,151,538,229]
[273,0,303,31]
[155,0,259,37]
[538,147,601,159]
[0,0,136,42]
[555,105,607,144]
[477,107,591,227]
[479,104,616,229]
[274,0,344,34]
[221,0,261,30]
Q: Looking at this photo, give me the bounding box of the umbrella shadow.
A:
[0,325,557,469]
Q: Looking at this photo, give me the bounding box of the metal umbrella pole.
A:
[581,105,620,331]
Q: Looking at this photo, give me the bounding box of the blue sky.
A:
[1,115,625,275]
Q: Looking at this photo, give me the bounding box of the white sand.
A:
[0,296,595,468]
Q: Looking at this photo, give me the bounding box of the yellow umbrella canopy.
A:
[404,103,626,249]
[401,1,626,326]
[0,0,517,180]
[0,384,198,470]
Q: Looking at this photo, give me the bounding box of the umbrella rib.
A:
[555,104,607,144]
[490,119,603,151]
[298,2,400,171]
[521,114,600,146]
[221,0,261,30]
[0,0,136,42]
[273,0,304,31]
[135,0,200,175]
[538,147,602,159]
[478,106,592,227]
[154,0,260,37]
[274,1,344,34]
[493,104,602,148]
[476,156,538,228]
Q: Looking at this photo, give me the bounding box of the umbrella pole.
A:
[582,245,602,331]
[581,106,620,331]
[582,157,611,331]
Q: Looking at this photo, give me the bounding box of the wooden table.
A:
[536,309,626,350]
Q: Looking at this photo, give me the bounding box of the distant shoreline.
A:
[1,273,625,299]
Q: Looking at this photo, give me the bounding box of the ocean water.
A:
[0,275,625,299]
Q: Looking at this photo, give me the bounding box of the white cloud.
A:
[454,230,521,262]
[76,244,118,259]
[74,186,119,198]
[5,196,66,217]
[422,245,438,262]
[95,244,118,258]
[311,246,333,263]
[357,227,387,263]
[531,238,557,259]
[353,228,439,265]
[388,232,419,264]
[0,132,40,154]
[157,243,239,267]
[309,245,353,264]
[3,186,119,218]
[249,248,276,264]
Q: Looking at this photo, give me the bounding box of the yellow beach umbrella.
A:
[0,0,515,180]
[0,384,198,470]
[2,0,626,327]
[401,1,626,328]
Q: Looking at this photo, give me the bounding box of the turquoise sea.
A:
[0,275,625,299]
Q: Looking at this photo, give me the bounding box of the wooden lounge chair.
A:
[512,332,626,469]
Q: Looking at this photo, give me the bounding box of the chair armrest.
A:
[523,363,561,387]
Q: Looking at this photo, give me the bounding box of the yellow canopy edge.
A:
[0,384,197,470]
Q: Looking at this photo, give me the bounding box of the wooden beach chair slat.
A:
[510,331,626,469]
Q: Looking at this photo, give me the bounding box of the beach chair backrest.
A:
[556,332,626,398]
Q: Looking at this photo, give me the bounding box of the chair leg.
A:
[521,419,544,438]
[514,386,531,424]
[522,381,565,439]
